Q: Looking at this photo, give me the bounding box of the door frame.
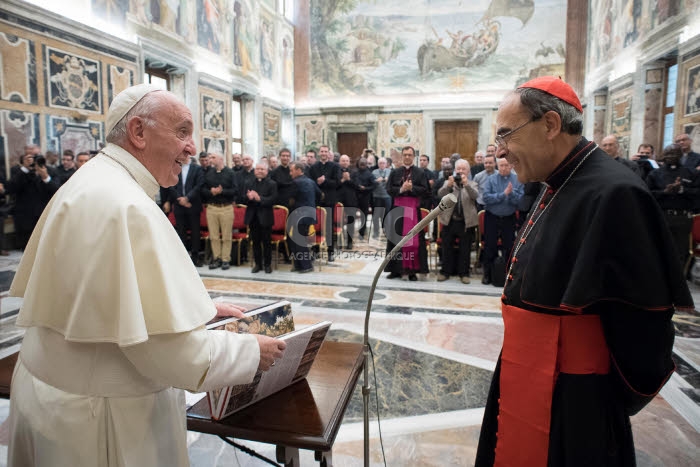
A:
[423,109,495,160]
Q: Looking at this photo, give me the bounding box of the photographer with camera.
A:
[437,159,479,284]
[5,150,60,249]
[646,143,699,272]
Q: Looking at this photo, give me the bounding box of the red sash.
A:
[494,304,610,467]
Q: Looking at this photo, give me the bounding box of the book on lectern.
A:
[205,300,331,420]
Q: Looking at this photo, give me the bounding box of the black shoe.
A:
[481,275,491,285]
[328,252,335,262]
[264,266,272,274]
[221,262,230,270]
[209,258,222,270]
[298,267,313,274]
[408,273,418,281]
[387,272,401,279]
[251,265,262,273]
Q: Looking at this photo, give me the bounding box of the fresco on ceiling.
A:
[588,0,700,69]
[309,0,566,97]
[92,0,129,25]
[233,0,258,74]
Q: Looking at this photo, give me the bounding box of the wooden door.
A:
[336,132,368,165]
[433,121,479,170]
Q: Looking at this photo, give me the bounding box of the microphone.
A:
[360,192,457,466]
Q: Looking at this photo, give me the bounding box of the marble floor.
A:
[0,234,699,466]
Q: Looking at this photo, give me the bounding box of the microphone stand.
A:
[362,193,457,466]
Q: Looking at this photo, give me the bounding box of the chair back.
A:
[233,204,247,230]
[314,206,327,240]
[272,205,289,232]
[419,208,431,235]
[478,210,485,249]
[333,202,344,226]
[167,210,176,226]
[200,208,208,229]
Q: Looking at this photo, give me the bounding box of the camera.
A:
[30,155,46,169]
[453,173,462,184]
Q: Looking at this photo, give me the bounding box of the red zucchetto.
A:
[518,76,583,112]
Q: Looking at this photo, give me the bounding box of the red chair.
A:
[200,207,211,263]
[271,205,289,269]
[232,204,248,266]
[309,206,328,270]
[419,208,434,271]
[167,210,176,226]
[332,202,345,250]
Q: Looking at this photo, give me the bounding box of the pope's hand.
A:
[214,302,247,319]
[255,335,287,371]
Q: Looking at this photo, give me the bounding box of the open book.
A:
[205,300,331,420]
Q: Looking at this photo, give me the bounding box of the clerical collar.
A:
[544,137,596,190]
[99,143,160,199]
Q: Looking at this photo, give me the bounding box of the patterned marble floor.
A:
[0,235,699,466]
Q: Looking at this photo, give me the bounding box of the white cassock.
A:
[8,143,260,467]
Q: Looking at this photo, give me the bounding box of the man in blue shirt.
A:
[481,158,523,284]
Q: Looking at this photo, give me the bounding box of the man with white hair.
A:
[202,152,237,269]
[244,161,277,273]
[471,150,485,178]
[7,84,285,466]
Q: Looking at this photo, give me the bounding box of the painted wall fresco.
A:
[260,13,275,81]
[588,0,700,71]
[309,0,566,98]
[233,0,259,75]
[280,27,294,91]
[197,0,230,55]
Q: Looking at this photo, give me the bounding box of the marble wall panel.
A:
[377,113,423,162]
[0,33,37,105]
[107,65,134,104]
[46,115,103,155]
[0,110,38,177]
[608,87,633,157]
[45,46,101,113]
[296,116,327,153]
[199,85,230,156]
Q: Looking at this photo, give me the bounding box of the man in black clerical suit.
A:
[162,157,204,266]
[6,153,60,250]
[337,155,358,249]
[270,148,296,263]
[309,145,340,260]
[244,162,278,274]
[475,76,692,467]
[384,146,430,281]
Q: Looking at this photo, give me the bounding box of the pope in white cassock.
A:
[7,85,286,466]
